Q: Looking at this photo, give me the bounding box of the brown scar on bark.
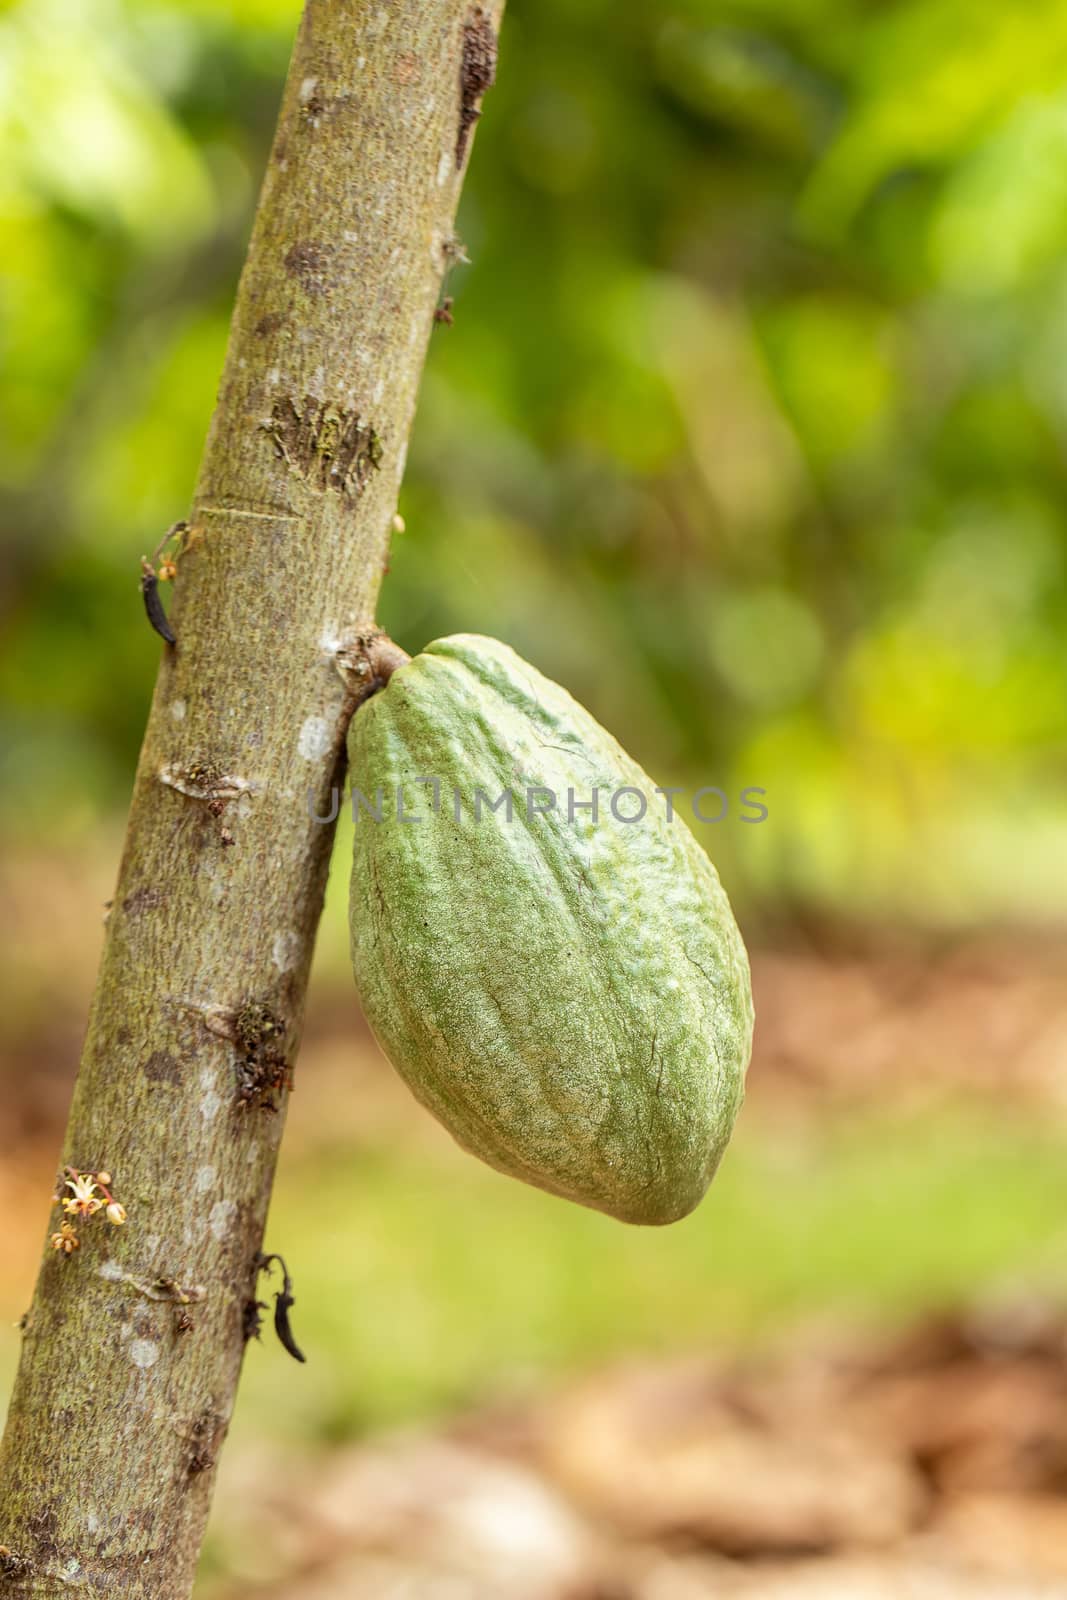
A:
[172,997,291,1111]
[143,1050,183,1086]
[0,1545,35,1579]
[181,1409,227,1479]
[99,1265,207,1307]
[242,1295,267,1343]
[122,885,166,918]
[233,1001,291,1111]
[158,763,251,803]
[157,761,249,849]
[283,240,332,297]
[457,7,498,166]
[254,311,286,339]
[262,396,383,496]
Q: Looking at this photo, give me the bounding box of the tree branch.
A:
[0,3,502,1595]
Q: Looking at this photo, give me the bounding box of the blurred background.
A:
[3,0,1067,1595]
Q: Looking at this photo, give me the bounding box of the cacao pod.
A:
[347,634,753,1225]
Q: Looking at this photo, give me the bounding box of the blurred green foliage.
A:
[3,0,1067,921]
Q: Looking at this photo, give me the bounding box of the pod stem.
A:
[366,634,412,684]
[337,629,412,711]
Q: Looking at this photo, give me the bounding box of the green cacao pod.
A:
[347,634,753,1225]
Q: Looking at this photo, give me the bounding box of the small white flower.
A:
[62,1173,102,1218]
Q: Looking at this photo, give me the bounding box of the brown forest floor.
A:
[206,1301,1067,1600]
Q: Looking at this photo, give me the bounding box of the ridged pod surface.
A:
[347,635,753,1224]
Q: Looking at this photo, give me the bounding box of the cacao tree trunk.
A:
[0,3,501,1595]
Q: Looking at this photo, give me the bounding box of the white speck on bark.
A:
[170,700,187,723]
[273,929,301,972]
[130,1339,159,1370]
[199,1069,222,1122]
[209,1200,237,1242]
[195,1165,217,1194]
[98,1259,124,1282]
[437,149,452,187]
[297,715,331,760]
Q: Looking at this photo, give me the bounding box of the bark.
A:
[0,3,502,1595]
